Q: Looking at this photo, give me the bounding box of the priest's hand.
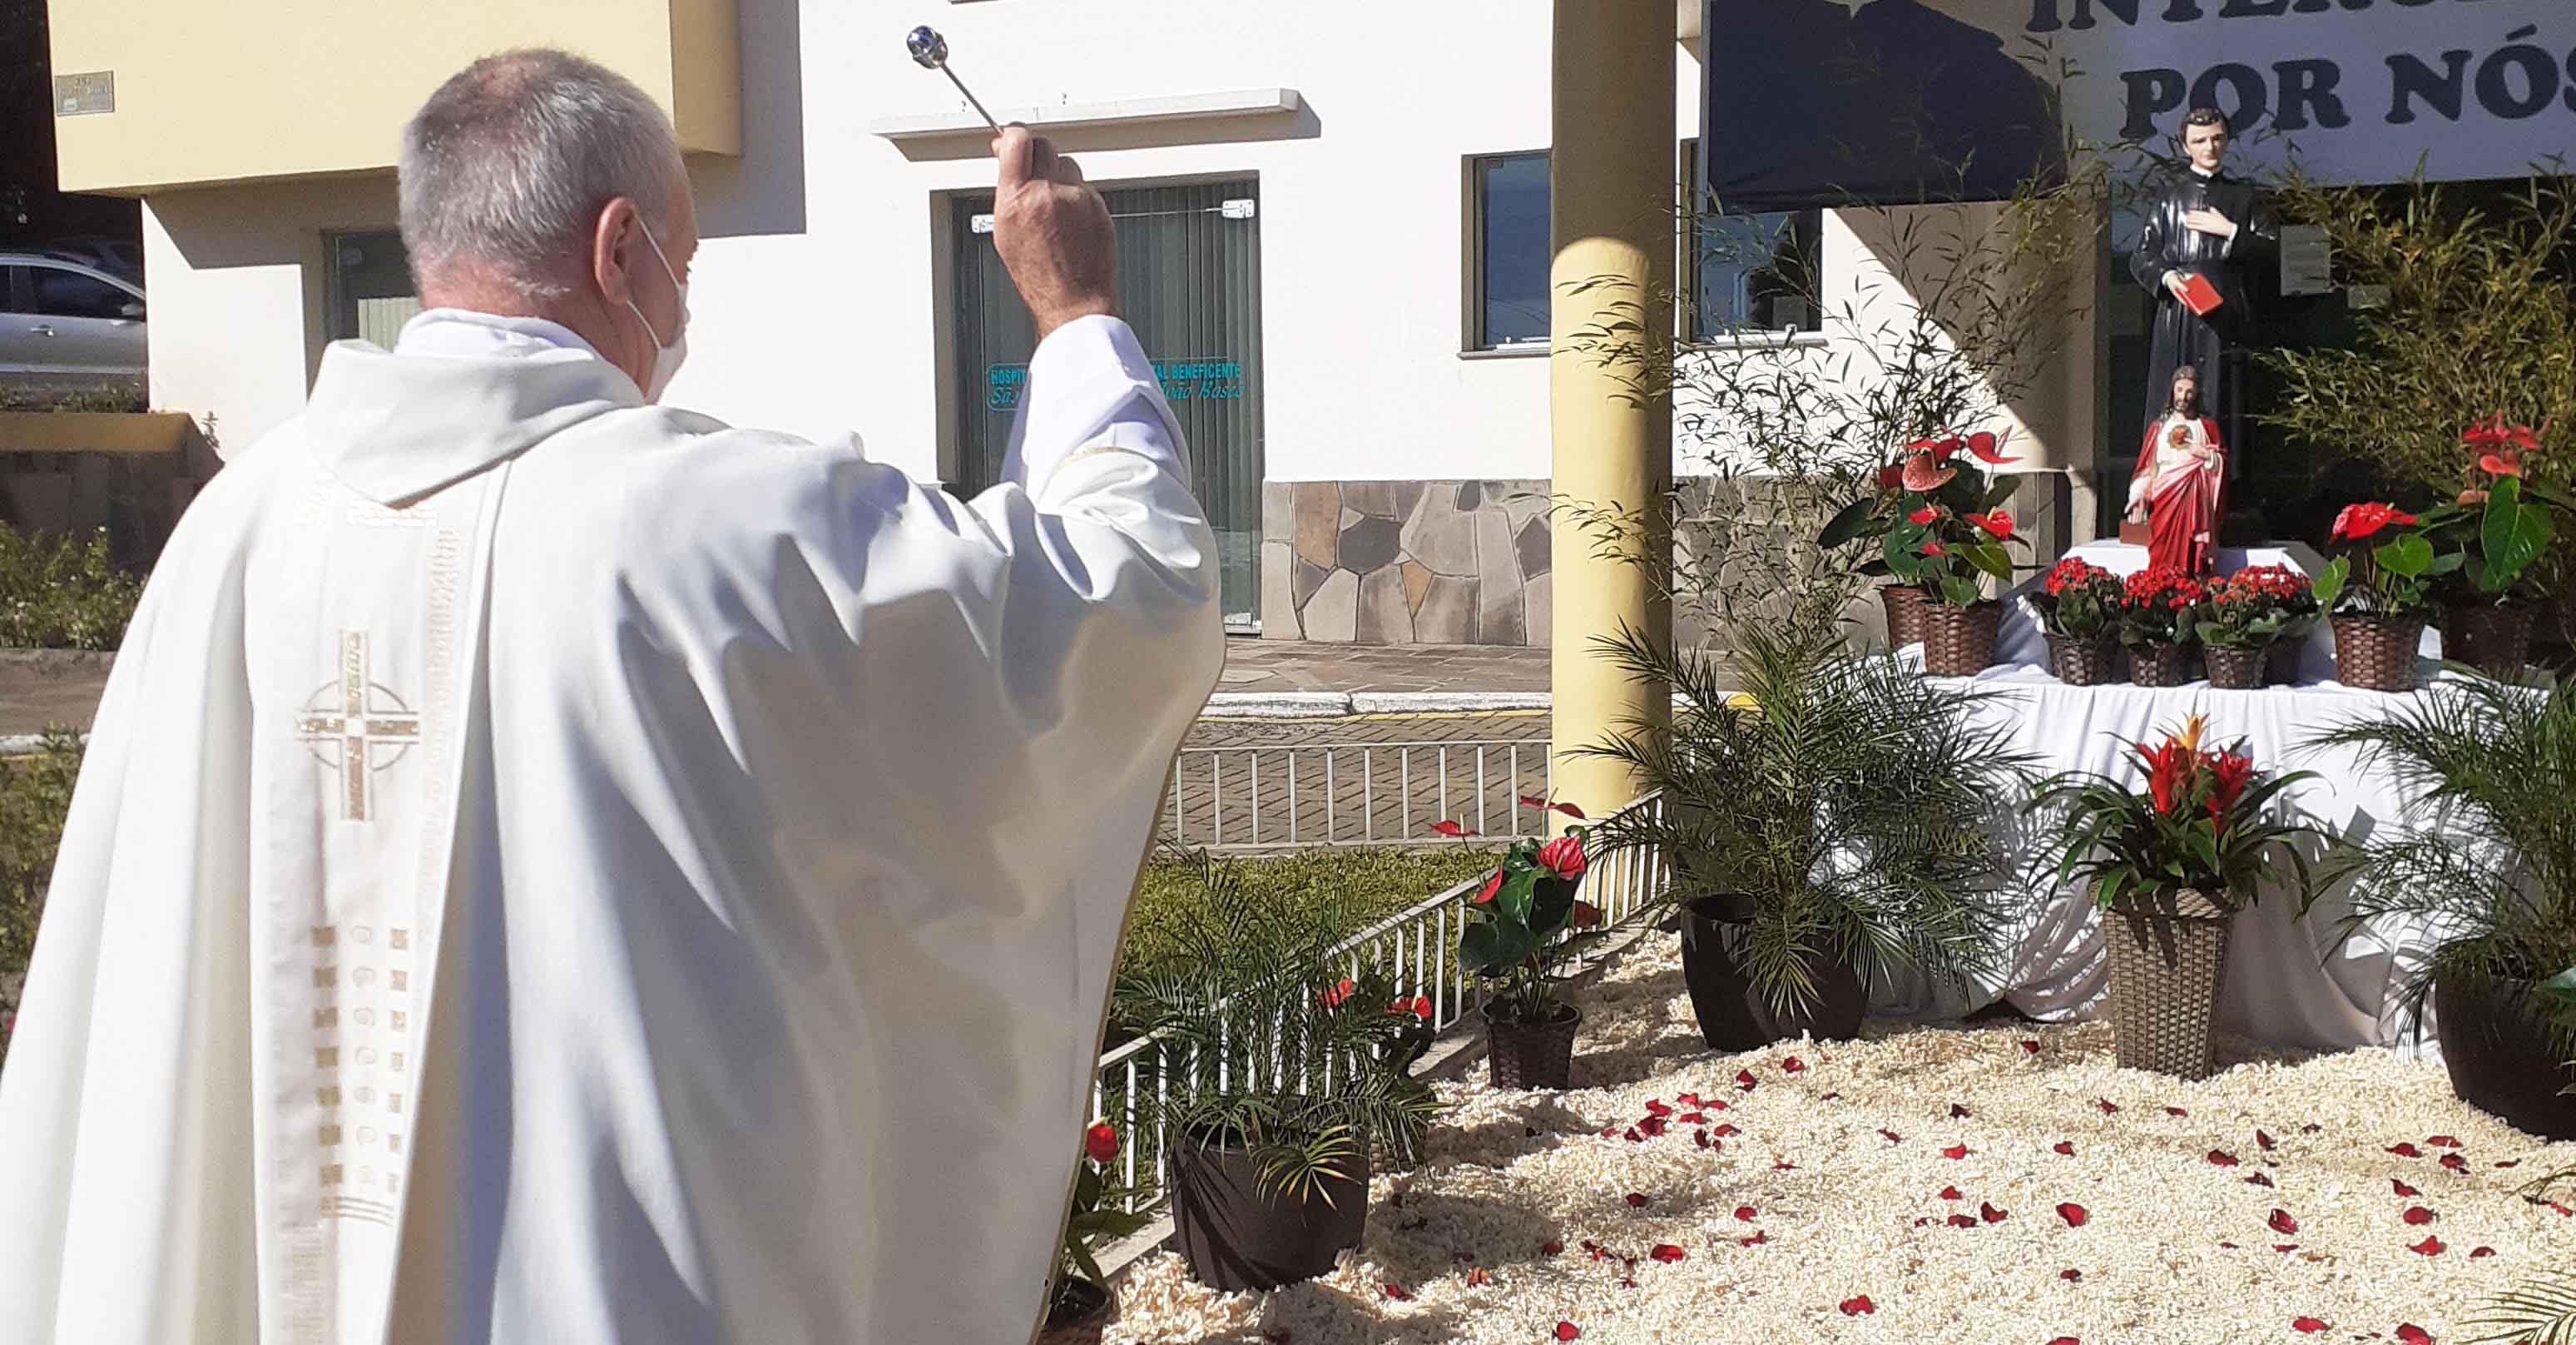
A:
[2162,270,2190,300]
[2182,206,2237,240]
[993,126,1120,341]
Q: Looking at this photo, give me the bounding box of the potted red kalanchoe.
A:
[2117,564,2207,687]
[1821,429,2021,657]
[2034,715,2321,1079]
[2313,502,2449,691]
[2192,564,2315,689]
[2029,557,2125,686]
[1442,801,1610,1091]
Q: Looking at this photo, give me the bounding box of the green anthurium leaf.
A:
[1819,496,1879,549]
[2375,532,2433,579]
[2465,554,2501,594]
[1984,477,2019,511]
[1858,558,1894,578]
[1495,866,1540,925]
[2424,551,2465,577]
[1528,874,1578,936]
[1941,574,1981,608]
[2312,556,2347,611]
[1459,920,1537,976]
[2483,476,2553,585]
[1964,541,2014,581]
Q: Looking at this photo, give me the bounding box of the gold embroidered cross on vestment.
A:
[295,631,420,821]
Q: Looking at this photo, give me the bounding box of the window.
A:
[29,264,136,320]
[1469,151,1550,350]
[326,231,420,345]
[1682,139,1822,341]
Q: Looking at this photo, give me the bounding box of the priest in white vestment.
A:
[0,50,1223,1343]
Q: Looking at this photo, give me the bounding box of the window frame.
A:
[1463,149,1553,355]
[1677,137,1826,349]
[25,259,141,320]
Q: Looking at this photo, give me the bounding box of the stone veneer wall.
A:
[1262,479,1552,645]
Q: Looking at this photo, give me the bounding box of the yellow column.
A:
[1549,1,1675,821]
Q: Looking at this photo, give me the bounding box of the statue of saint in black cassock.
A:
[2128,112,2274,461]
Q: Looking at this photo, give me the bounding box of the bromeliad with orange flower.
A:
[1819,427,2024,608]
[1439,802,1611,1025]
[2032,715,2324,915]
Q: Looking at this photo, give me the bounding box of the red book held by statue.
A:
[2177,272,2222,317]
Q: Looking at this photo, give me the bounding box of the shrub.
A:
[0,728,87,1068]
[0,526,141,650]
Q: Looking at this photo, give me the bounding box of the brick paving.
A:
[1211,638,1550,696]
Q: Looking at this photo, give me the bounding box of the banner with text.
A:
[1702,0,2572,211]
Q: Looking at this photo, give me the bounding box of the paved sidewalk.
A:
[1213,639,1548,695]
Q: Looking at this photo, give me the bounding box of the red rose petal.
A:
[2267,1209,2300,1235]
[2498,1159,2521,1169]
[2053,1140,2076,1156]
[1948,1213,1978,1228]
[2293,1317,2329,1333]
[2048,1338,2081,1345]
[1821,1091,1841,1101]
[1943,1144,1972,1159]
[2428,1134,2461,1148]
[1879,1129,1905,1144]
[1650,1243,1685,1263]
[2207,1149,2240,1167]
[2246,1173,2276,1188]
[2397,1326,2432,1345]
[1839,1295,1876,1316]
[1644,1099,1672,1116]
[2553,1202,2574,1218]
[2393,1179,2420,1197]
[2165,1106,2189,1117]
[1675,1092,1702,1108]
[2056,1202,2088,1227]
[2272,1243,2300,1253]
[2218,1242,2238,1249]
[2472,1246,2497,1258]
[1736,1069,1758,1090]
[1949,1103,1972,1119]
[1626,1193,1649,1208]
[2403,1205,2436,1225]
[1713,1124,1741,1138]
[2021,1039,2043,1054]
[1555,1323,1581,1342]
[2256,1129,2277,1151]
[1541,1238,1564,1255]
[2440,1153,2469,1172]
[1623,1127,1644,1143]
[2097,1099,2120,1114]
[2059,1268,2083,1282]
[1639,1116,1667,1138]
[1980,1201,2009,1223]
[1773,1160,1796,1171]
[1782,1056,1806,1073]
[1383,1282,1412,1301]
[2388,1142,2423,1158]
[1694,1129,1712,1149]
[1913,1217,1931,1227]
[1939,1185,1964,1200]
[1677,1112,1707,1124]
[2410,1234,2445,1255]
[2301,1124,2321,1134]
[1740,1230,1768,1246]
[1734,1205,1758,1222]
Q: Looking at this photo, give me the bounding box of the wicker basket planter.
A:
[2103,890,2235,1080]
[2440,603,2535,679]
[1880,584,1930,650]
[1484,1003,1579,1090]
[2332,613,2426,692]
[2126,641,2196,688]
[2203,643,2266,690]
[1920,600,2002,677]
[2045,633,2119,687]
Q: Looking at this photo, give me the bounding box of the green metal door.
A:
[952,180,1264,629]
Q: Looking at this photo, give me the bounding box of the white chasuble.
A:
[0,315,1225,1343]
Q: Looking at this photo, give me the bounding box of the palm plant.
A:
[1112,848,1441,1199]
[2467,1273,2576,1345]
[2305,672,2576,1041]
[1578,617,2029,1017]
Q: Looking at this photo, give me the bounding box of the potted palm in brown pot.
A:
[1449,816,1613,1090]
[1581,618,2029,1050]
[2035,716,2323,1079]
[1115,853,1444,1293]
[2309,672,2576,1139]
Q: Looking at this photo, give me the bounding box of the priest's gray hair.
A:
[399,49,686,300]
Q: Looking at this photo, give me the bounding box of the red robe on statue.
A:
[2124,414,2225,575]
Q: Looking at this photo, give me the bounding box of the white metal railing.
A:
[1092,790,1668,1215]
[1159,738,1554,851]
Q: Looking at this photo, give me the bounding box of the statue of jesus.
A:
[2125,364,2227,575]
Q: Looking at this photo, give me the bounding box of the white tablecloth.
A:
[1875,658,2457,1057]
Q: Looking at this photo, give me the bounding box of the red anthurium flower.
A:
[2396,1325,2433,1345]
[2247,1173,2276,1188]
[2057,1202,2088,1227]
[1839,1295,1877,1316]
[1650,1243,1686,1263]
[2267,1209,2299,1235]
[2472,1246,2497,1258]
[1782,1056,1807,1073]
[2053,1140,2075,1156]
[1626,1192,1649,1208]
[1903,447,1958,493]
[1949,1103,1971,1119]
[2207,1150,2240,1167]
[2256,1129,2277,1151]
[1518,794,1586,820]
[1920,538,1949,558]
[1084,1121,1119,1163]
[1930,435,1965,463]
[2410,1234,2445,1255]
[1734,1204,1759,1222]
[1429,819,1477,838]
[2480,449,2524,479]
[1568,900,1603,929]
[1939,1185,1964,1200]
[1980,1201,2009,1223]
[2331,502,2417,543]
[1473,868,1503,904]
[1967,509,2016,539]
[1736,1070,1759,1090]
[1537,835,1588,880]
[1909,504,1940,525]
[2293,1317,2329,1333]
[1555,1321,1581,1341]
[1966,430,2018,464]
[1877,460,1906,489]
[2393,1179,2420,1196]
[2403,1205,2436,1225]
[2059,1268,2083,1282]
[1943,1144,1971,1159]
[1319,977,1355,1009]
[1947,1213,1978,1228]
[2388,1142,2423,1158]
